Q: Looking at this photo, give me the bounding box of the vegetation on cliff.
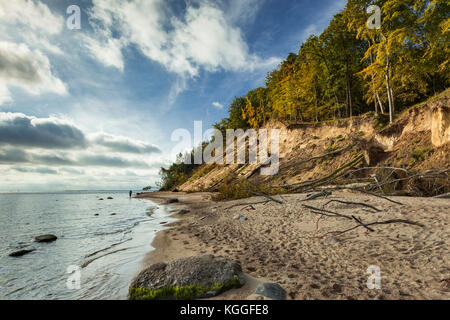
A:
[158,0,449,193]
[214,0,448,132]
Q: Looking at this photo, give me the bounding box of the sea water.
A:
[0,191,174,300]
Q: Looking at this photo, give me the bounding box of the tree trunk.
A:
[314,85,319,123]
[369,41,380,115]
[385,57,394,123]
[345,61,352,118]
[376,93,385,113]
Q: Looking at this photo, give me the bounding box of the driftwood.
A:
[434,193,450,199]
[329,219,425,236]
[346,188,404,205]
[299,191,332,201]
[323,199,381,212]
[281,153,365,191]
[302,204,424,237]
[281,144,355,172]
[245,189,284,204]
[226,200,271,210]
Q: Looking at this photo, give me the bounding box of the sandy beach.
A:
[137,191,450,300]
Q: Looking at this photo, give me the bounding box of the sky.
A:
[0,0,346,192]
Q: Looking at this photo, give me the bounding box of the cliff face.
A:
[179,91,450,193]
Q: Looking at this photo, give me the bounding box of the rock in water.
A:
[129,255,245,300]
[9,249,35,257]
[35,235,58,243]
[253,283,287,300]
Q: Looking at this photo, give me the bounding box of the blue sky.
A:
[0,0,346,192]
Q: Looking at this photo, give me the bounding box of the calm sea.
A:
[0,191,174,300]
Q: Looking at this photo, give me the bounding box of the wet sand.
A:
[137,191,450,300]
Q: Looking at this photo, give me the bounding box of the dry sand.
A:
[137,191,450,300]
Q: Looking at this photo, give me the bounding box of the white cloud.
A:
[0,0,64,35]
[225,0,265,25]
[212,102,224,110]
[89,132,161,154]
[0,41,67,105]
[84,0,279,77]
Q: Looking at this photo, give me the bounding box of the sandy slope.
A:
[138,191,450,300]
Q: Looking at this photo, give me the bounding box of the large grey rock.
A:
[130,255,245,300]
[35,234,58,243]
[254,283,287,300]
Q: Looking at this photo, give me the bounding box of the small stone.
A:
[166,198,179,204]
[35,234,58,243]
[178,209,190,215]
[332,283,342,293]
[323,236,339,244]
[254,283,286,300]
[9,249,35,257]
[107,197,113,200]
[246,294,267,300]
[197,291,218,299]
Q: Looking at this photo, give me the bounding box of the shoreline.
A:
[136,191,450,300]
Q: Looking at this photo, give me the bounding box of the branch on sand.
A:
[301,204,424,237]
[328,219,425,236]
[226,200,271,210]
[323,199,381,212]
[244,189,284,204]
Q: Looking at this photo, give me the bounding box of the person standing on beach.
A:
[129,190,132,198]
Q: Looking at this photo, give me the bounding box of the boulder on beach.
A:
[166,198,179,204]
[35,234,58,243]
[107,197,114,200]
[9,249,35,257]
[178,209,190,215]
[129,255,245,300]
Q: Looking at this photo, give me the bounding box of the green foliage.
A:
[158,152,197,191]
[129,276,243,300]
[214,179,287,201]
[191,164,217,180]
[412,148,432,162]
[213,0,448,129]
[374,113,391,129]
